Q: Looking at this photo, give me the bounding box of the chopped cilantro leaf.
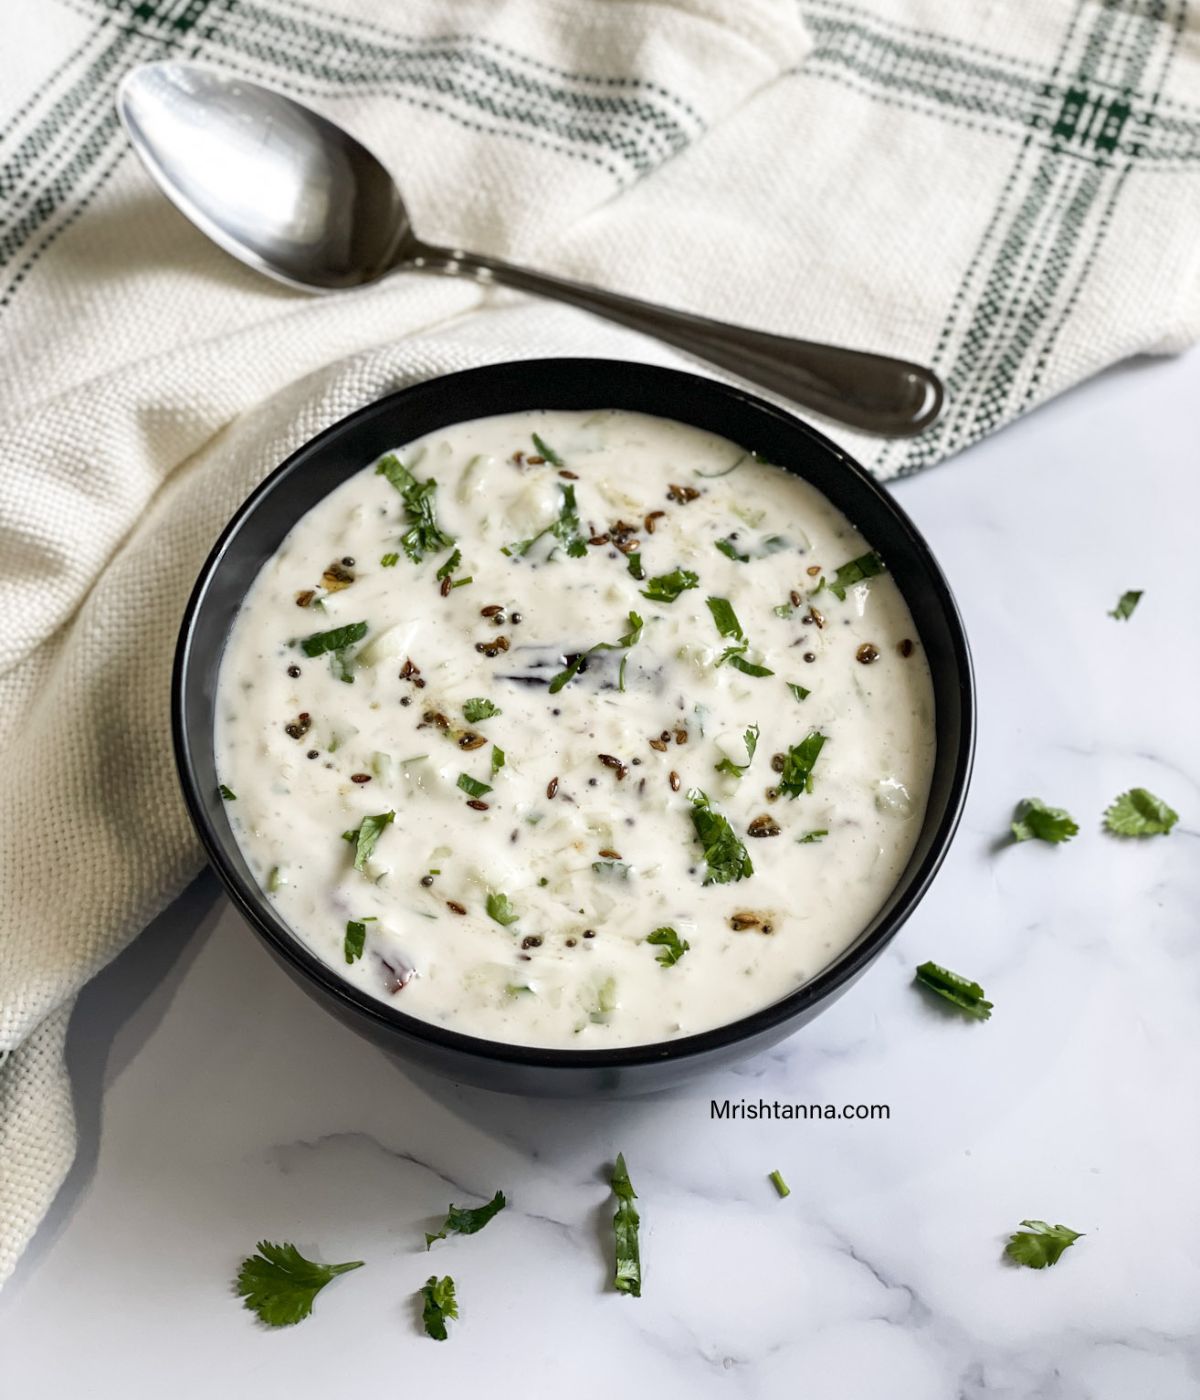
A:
[504,483,586,559]
[707,597,770,674]
[795,830,827,844]
[688,788,753,884]
[531,432,563,466]
[914,961,992,1020]
[724,650,774,678]
[426,1190,506,1249]
[491,745,506,776]
[646,926,689,966]
[486,890,518,926]
[376,454,455,563]
[1103,788,1178,837]
[706,595,743,640]
[548,653,587,695]
[828,551,886,601]
[300,621,367,658]
[787,683,811,702]
[343,916,375,964]
[617,611,645,648]
[1005,1221,1082,1269]
[375,453,416,493]
[548,611,644,693]
[715,724,759,778]
[778,731,826,798]
[457,773,492,799]
[611,1154,641,1297]
[342,810,395,871]
[551,483,587,557]
[398,483,452,562]
[420,1275,458,1340]
[236,1242,363,1327]
[435,548,462,581]
[463,697,502,722]
[1011,798,1079,844]
[640,567,699,604]
[1108,589,1143,621]
[218,784,237,801]
[626,551,646,581]
[380,552,400,568]
[716,533,788,562]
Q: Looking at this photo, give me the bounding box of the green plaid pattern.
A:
[1,0,1197,464]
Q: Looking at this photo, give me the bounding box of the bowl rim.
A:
[174,357,975,1070]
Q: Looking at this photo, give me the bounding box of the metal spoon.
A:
[117,62,942,436]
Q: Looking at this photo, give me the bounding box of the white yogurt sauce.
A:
[216,409,935,1049]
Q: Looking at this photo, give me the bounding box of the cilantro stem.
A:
[611,1154,641,1298]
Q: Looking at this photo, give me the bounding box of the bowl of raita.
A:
[174,359,974,1095]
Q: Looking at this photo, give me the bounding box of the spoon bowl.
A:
[119,63,410,290]
[118,61,945,436]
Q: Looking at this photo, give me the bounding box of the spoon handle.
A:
[412,246,942,437]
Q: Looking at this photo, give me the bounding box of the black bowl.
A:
[174,359,974,1096]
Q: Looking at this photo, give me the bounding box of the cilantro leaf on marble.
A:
[420,1274,458,1339]
[235,1242,363,1327]
[611,1154,641,1297]
[914,961,992,1020]
[1108,590,1142,621]
[1005,1221,1082,1269]
[1103,788,1178,837]
[425,1190,507,1249]
[1010,798,1079,844]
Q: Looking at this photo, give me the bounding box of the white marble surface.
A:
[3,348,1199,1399]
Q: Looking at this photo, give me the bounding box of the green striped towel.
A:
[1,0,1197,1287]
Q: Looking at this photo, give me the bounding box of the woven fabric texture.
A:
[1,0,1197,1286]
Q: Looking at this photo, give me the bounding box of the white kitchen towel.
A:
[1,0,1198,1286]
